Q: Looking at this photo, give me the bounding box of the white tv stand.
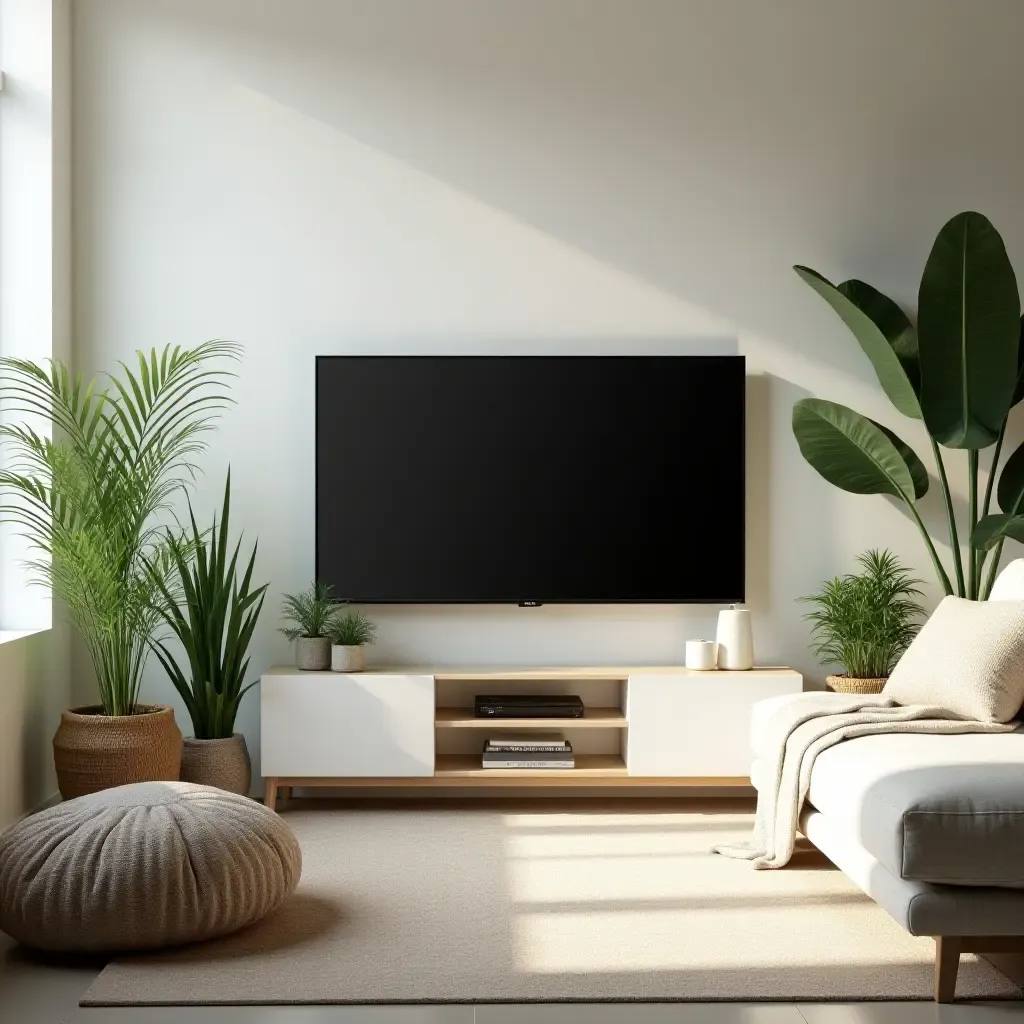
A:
[259,664,802,808]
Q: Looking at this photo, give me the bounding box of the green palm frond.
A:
[0,341,241,716]
[279,582,339,641]
[799,549,925,678]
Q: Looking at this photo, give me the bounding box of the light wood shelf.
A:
[266,770,750,791]
[435,753,627,778]
[435,707,626,729]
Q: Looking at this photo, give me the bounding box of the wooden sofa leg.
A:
[935,936,962,1002]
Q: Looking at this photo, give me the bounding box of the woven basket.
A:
[53,705,183,800]
[180,734,252,795]
[826,674,888,695]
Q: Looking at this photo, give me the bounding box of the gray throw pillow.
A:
[883,595,1024,723]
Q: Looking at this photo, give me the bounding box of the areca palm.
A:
[0,341,240,716]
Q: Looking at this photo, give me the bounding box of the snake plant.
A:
[149,472,268,739]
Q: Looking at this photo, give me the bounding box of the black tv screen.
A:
[316,355,745,604]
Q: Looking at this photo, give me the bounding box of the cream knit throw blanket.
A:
[712,692,1014,869]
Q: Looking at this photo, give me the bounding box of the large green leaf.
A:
[997,437,1024,515]
[792,398,916,501]
[972,513,1024,551]
[1012,315,1024,407]
[875,422,929,499]
[795,267,921,418]
[918,211,1020,449]
[838,279,920,396]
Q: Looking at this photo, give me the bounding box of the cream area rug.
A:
[82,804,1020,1005]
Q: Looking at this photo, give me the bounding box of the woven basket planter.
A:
[52,705,183,800]
[180,734,252,795]
[826,674,887,695]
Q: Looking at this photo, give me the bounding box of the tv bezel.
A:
[314,354,745,605]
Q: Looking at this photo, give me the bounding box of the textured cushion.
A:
[807,727,1024,887]
[883,595,1024,722]
[989,558,1024,601]
[0,782,301,952]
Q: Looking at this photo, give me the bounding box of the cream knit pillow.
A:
[883,596,1024,723]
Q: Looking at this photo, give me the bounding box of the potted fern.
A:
[328,609,377,672]
[0,342,239,798]
[280,582,338,670]
[800,550,925,693]
[149,472,268,794]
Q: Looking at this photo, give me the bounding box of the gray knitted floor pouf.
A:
[0,781,301,952]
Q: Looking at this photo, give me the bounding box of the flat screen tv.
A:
[316,355,745,604]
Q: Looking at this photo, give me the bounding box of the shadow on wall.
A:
[93,0,1024,404]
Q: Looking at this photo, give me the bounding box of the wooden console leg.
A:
[279,786,292,803]
[935,936,962,1002]
[263,777,279,812]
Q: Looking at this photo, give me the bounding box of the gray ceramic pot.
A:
[179,733,252,795]
[296,636,331,671]
[331,645,366,672]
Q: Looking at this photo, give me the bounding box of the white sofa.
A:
[752,561,1024,1002]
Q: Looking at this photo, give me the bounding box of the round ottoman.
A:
[0,781,301,952]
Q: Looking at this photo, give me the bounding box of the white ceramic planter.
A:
[331,645,366,672]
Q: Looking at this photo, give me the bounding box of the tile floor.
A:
[3,933,1023,1024]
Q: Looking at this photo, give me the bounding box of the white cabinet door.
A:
[261,672,434,777]
[626,671,802,777]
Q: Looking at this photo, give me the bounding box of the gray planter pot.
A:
[296,636,331,670]
[331,644,366,672]
[180,733,252,795]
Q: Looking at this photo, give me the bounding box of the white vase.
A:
[715,605,754,670]
[331,645,366,672]
[685,639,718,671]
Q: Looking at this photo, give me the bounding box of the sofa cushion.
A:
[802,806,1024,937]
[989,558,1024,601]
[883,595,1024,723]
[807,727,1024,888]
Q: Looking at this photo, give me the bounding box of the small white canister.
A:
[685,639,718,671]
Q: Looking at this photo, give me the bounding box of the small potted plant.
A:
[150,472,268,794]
[800,549,924,693]
[328,609,377,672]
[280,582,338,670]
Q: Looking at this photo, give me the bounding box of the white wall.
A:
[72,0,1024,777]
[0,0,72,830]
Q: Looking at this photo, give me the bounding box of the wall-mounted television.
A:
[316,355,745,604]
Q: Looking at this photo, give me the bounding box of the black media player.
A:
[474,694,585,719]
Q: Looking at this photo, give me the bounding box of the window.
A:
[0,0,70,633]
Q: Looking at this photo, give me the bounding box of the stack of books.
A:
[482,733,574,769]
